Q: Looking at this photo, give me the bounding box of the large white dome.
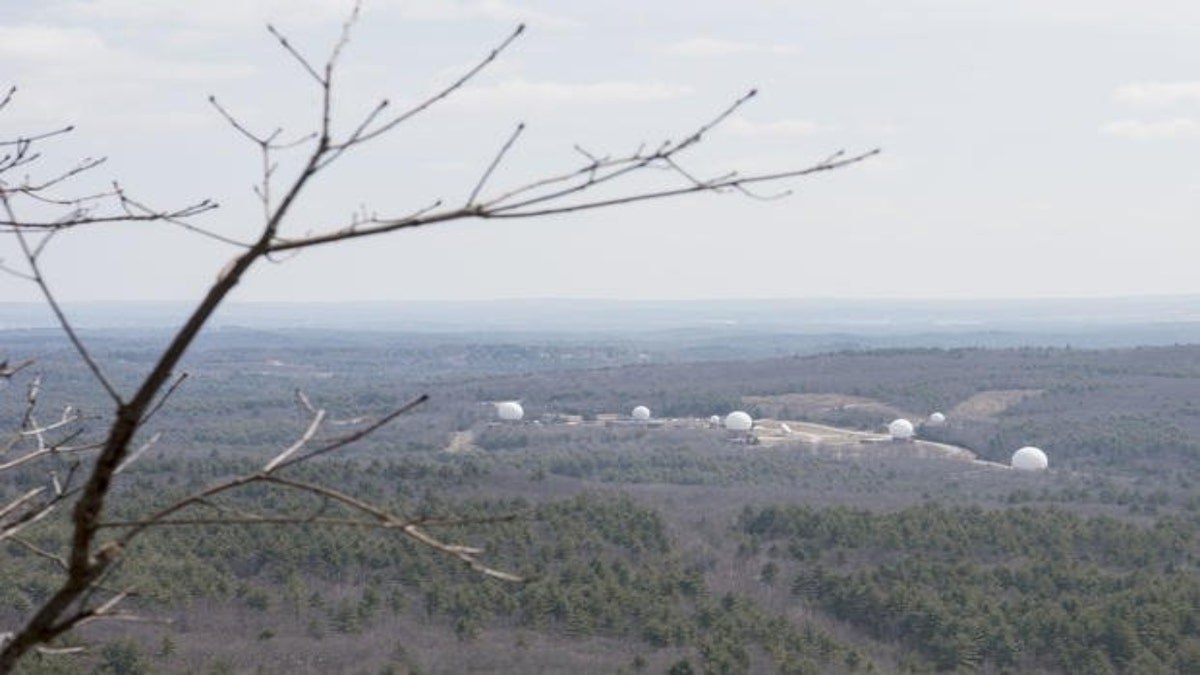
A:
[631,405,651,421]
[1011,446,1048,471]
[496,401,524,421]
[888,418,915,440]
[724,411,754,431]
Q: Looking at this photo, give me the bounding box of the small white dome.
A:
[927,412,947,426]
[725,411,753,432]
[888,418,915,440]
[631,405,651,421]
[709,415,722,426]
[496,401,524,421]
[1012,446,1048,471]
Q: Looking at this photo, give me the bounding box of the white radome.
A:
[724,411,753,431]
[496,401,524,421]
[1011,446,1049,471]
[709,415,722,426]
[888,418,915,440]
[632,405,651,421]
[928,412,947,426]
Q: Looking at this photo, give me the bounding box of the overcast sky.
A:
[2,0,1199,303]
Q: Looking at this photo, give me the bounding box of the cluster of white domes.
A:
[491,399,1052,472]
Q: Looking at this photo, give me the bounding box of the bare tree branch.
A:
[259,474,523,582]
[274,394,430,471]
[100,513,523,530]
[484,150,880,218]
[0,3,875,665]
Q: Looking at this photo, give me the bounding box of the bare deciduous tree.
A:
[0,5,876,668]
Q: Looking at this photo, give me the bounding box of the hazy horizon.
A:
[4,296,1199,342]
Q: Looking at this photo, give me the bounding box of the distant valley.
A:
[3,301,1200,673]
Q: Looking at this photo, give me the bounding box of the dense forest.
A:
[3,330,1200,673]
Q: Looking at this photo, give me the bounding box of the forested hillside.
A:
[3,332,1200,673]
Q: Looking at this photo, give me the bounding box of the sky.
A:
[1,0,1199,304]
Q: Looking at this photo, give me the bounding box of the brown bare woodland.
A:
[0,6,876,669]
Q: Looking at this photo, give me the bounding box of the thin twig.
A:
[327,0,362,75]
[266,25,325,85]
[263,407,326,472]
[208,96,269,145]
[0,126,75,148]
[467,122,525,207]
[0,84,16,111]
[114,433,161,475]
[341,24,525,148]
[0,488,46,522]
[0,359,34,378]
[0,448,51,472]
[141,372,190,425]
[9,536,68,571]
[10,227,122,403]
